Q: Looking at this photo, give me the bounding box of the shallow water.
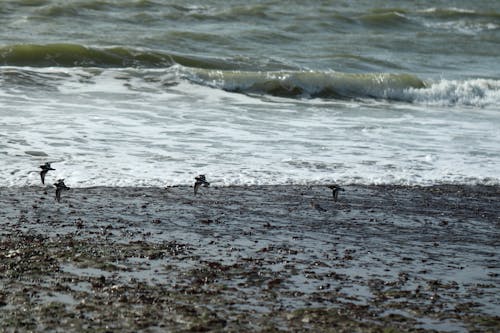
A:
[1,0,500,186]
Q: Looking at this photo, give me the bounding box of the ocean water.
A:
[1,0,499,187]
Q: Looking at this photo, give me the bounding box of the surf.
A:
[189,69,426,100]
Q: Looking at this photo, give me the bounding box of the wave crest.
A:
[189,69,500,106]
[406,79,500,107]
[190,70,426,99]
[0,43,175,68]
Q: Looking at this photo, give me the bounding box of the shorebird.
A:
[39,162,55,185]
[194,175,210,195]
[54,179,70,202]
[328,184,345,202]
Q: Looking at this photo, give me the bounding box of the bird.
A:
[194,175,210,195]
[328,184,345,202]
[54,179,70,202]
[39,162,55,185]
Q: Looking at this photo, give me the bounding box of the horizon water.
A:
[1,0,499,187]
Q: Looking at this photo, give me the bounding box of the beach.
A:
[1,184,499,332]
[1,2,500,331]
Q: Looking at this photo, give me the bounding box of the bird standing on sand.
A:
[194,175,210,195]
[328,184,345,202]
[39,162,55,185]
[54,179,70,202]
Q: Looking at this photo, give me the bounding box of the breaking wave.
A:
[189,69,426,100]
[189,69,500,106]
[406,78,500,107]
[1,43,498,107]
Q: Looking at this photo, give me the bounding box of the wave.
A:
[418,7,500,20]
[1,43,498,106]
[0,43,265,70]
[358,10,414,29]
[356,7,500,34]
[0,43,175,68]
[189,69,426,100]
[0,43,298,71]
[188,69,500,106]
[405,78,500,107]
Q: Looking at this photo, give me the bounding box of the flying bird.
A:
[328,184,345,202]
[54,179,70,202]
[39,162,55,185]
[194,175,210,195]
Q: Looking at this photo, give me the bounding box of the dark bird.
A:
[39,162,55,185]
[194,175,210,195]
[54,179,70,202]
[328,184,345,202]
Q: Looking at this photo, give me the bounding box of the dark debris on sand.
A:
[0,185,499,332]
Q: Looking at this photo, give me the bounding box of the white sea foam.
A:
[1,67,499,187]
[423,20,499,34]
[405,78,500,107]
[419,8,476,14]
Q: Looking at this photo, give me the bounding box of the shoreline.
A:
[1,184,499,332]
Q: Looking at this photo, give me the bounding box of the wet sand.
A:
[0,185,499,332]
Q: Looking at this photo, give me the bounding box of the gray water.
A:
[1,0,499,186]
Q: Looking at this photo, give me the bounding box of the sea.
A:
[1,0,499,187]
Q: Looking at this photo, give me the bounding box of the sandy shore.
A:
[0,184,499,332]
